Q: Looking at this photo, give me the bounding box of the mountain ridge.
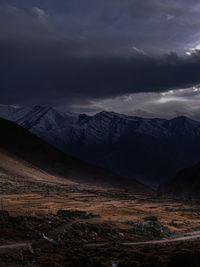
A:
[1,105,200,187]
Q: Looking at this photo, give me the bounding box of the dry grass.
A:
[1,159,200,266]
[1,187,200,234]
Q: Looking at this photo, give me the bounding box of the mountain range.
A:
[1,104,200,187]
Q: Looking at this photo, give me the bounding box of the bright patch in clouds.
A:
[32,7,48,20]
[70,87,200,121]
[185,43,200,56]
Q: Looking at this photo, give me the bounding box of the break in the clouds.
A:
[71,86,200,120]
[1,0,200,117]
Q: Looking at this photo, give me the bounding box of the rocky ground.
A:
[0,209,200,267]
[0,181,200,266]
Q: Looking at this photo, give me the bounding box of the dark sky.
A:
[1,0,200,118]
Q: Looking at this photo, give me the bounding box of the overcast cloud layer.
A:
[1,0,200,118]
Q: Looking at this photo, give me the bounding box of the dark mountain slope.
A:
[0,118,152,193]
[158,162,200,198]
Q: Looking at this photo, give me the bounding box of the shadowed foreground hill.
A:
[0,118,152,193]
[158,162,200,198]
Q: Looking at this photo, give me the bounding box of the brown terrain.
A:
[1,118,200,266]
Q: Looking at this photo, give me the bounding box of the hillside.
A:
[158,162,200,198]
[0,117,151,193]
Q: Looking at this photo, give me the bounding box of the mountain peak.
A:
[96,110,140,121]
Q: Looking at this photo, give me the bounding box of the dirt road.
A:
[1,231,200,254]
[86,231,200,248]
[0,243,33,254]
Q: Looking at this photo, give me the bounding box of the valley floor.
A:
[1,176,200,266]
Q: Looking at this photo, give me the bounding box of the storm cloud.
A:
[1,1,200,111]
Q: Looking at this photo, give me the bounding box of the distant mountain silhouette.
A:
[158,161,200,198]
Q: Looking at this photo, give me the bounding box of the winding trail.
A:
[1,231,200,254]
[85,231,200,248]
[0,243,33,254]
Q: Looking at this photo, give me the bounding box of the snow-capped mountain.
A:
[1,104,200,187]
